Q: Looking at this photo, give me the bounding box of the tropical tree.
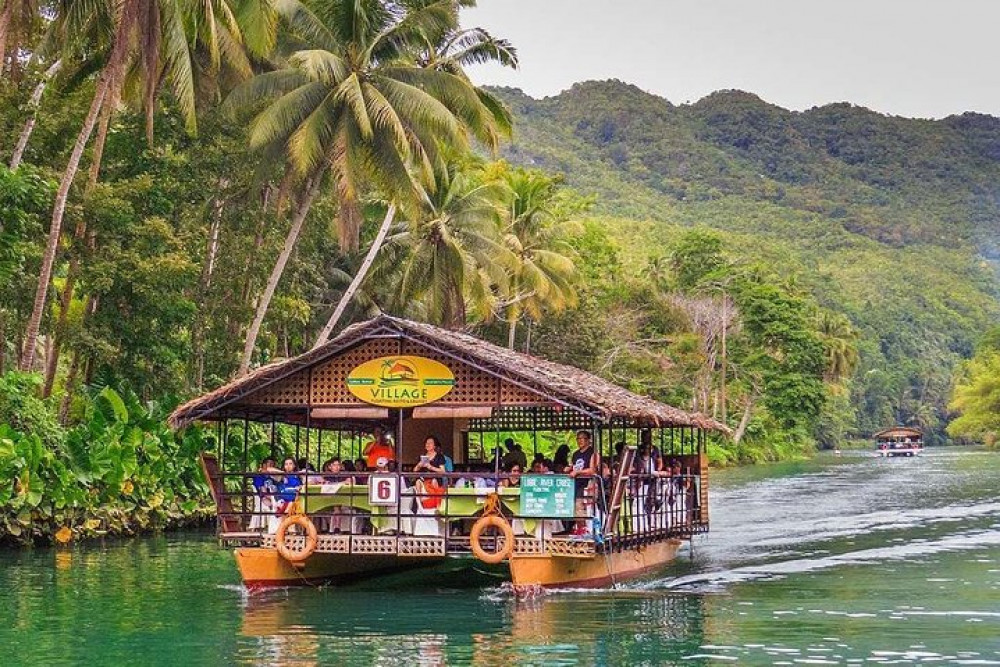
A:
[817,311,860,385]
[19,0,275,371]
[228,0,514,370]
[377,159,512,329]
[948,350,1000,447]
[498,167,579,347]
[0,0,40,79]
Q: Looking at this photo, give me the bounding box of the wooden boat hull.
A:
[509,539,683,588]
[877,448,921,457]
[236,538,684,590]
[235,548,448,589]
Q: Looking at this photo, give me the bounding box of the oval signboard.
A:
[346,355,455,407]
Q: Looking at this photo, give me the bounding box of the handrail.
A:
[213,466,707,551]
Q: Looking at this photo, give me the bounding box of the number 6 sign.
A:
[368,474,399,506]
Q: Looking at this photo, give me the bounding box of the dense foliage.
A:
[0,372,212,545]
[947,328,1000,447]
[492,81,1000,446]
[2,2,997,552]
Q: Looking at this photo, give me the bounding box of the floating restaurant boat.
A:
[874,426,923,457]
[169,315,728,590]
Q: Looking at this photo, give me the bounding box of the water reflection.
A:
[235,588,708,665]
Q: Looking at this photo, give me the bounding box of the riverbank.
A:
[0,373,212,547]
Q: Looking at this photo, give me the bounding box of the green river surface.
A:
[2,448,999,665]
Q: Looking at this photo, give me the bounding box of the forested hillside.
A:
[491,81,1000,443]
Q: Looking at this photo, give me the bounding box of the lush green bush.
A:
[0,372,212,546]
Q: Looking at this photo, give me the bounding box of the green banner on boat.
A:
[520,474,575,518]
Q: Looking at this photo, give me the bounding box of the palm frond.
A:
[272,0,341,52]
[289,48,348,84]
[287,95,340,173]
[161,0,198,133]
[248,80,330,150]
[333,72,373,138]
[222,68,310,112]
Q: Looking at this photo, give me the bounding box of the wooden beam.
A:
[412,406,493,419]
[310,407,389,420]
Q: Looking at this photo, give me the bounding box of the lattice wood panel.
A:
[547,538,596,558]
[310,339,400,405]
[351,535,400,555]
[397,537,446,557]
[244,370,311,405]
[400,341,542,406]
[242,337,547,408]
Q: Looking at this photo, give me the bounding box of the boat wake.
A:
[632,525,1000,594]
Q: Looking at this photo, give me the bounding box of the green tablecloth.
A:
[433,486,521,518]
[301,483,538,533]
[302,483,371,514]
[302,483,521,518]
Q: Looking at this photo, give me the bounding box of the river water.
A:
[2,448,998,665]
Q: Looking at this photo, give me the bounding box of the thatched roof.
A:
[873,426,922,439]
[169,314,728,433]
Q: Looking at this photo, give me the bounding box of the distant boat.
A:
[874,427,923,457]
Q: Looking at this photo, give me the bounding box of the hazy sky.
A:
[462,0,1000,119]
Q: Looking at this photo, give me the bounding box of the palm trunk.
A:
[19,0,135,372]
[312,203,397,349]
[10,59,62,170]
[86,103,113,191]
[442,280,466,330]
[0,1,12,75]
[19,71,110,371]
[58,349,81,424]
[41,263,77,397]
[42,104,114,396]
[193,185,227,389]
[57,293,95,423]
[732,397,754,445]
[240,184,273,304]
[239,176,322,376]
[507,318,516,349]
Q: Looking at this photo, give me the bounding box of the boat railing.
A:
[212,469,706,553]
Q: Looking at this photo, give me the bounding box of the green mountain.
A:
[492,80,1000,441]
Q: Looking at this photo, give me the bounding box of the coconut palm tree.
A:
[817,311,860,384]
[376,159,512,329]
[499,167,579,348]
[309,3,516,348]
[229,0,513,369]
[18,0,275,372]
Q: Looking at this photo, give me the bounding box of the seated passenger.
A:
[353,458,369,485]
[322,458,357,493]
[501,464,523,488]
[301,461,325,485]
[363,426,395,468]
[373,456,391,474]
[250,458,280,531]
[275,457,301,513]
[414,436,448,476]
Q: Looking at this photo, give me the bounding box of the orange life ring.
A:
[470,515,514,564]
[275,514,318,563]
